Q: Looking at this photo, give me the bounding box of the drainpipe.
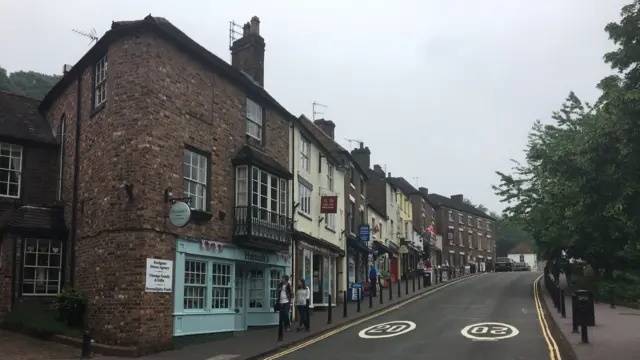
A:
[289,117,296,320]
[10,234,17,310]
[69,75,82,287]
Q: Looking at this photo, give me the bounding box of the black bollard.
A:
[412,274,416,292]
[343,290,348,318]
[369,286,373,308]
[556,286,562,313]
[389,281,393,301]
[277,313,284,341]
[306,298,311,331]
[327,294,333,324]
[357,287,361,313]
[581,322,589,343]
[397,278,401,298]
[405,275,409,295]
[418,274,421,290]
[81,330,92,359]
[560,289,566,318]
[572,293,579,333]
[439,269,443,283]
[380,283,384,305]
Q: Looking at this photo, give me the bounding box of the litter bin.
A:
[424,271,432,287]
[574,289,595,326]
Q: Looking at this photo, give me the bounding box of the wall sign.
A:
[358,224,370,242]
[145,258,173,293]
[245,251,269,263]
[320,196,338,213]
[169,201,191,228]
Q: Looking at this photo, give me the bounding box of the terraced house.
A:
[291,115,347,309]
[427,194,496,271]
[27,15,298,352]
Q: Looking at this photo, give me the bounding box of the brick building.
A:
[31,15,297,352]
[427,193,496,271]
[0,91,66,315]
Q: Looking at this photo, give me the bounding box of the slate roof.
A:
[297,116,368,180]
[0,91,57,144]
[1,205,66,234]
[508,243,535,254]
[387,177,434,206]
[426,193,496,221]
[39,15,296,125]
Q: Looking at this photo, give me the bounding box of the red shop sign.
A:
[320,196,338,214]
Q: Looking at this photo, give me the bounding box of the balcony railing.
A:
[233,206,292,249]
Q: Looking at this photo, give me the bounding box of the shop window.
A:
[212,262,232,309]
[249,270,264,308]
[269,269,282,309]
[184,259,207,309]
[22,239,62,295]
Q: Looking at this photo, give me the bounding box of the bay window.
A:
[235,166,287,225]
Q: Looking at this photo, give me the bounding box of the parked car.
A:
[514,262,530,271]
[495,257,515,272]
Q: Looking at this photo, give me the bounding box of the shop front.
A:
[373,240,394,287]
[347,237,375,297]
[387,240,399,283]
[294,231,343,308]
[173,238,291,336]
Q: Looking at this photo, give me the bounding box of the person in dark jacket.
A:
[277,275,293,331]
[551,262,561,284]
[564,262,573,287]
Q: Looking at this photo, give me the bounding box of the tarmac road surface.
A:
[263,272,561,360]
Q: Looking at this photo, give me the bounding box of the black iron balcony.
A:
[233,206,292,252]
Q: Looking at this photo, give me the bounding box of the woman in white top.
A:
[294,279,310,331]
[277,275,292,331]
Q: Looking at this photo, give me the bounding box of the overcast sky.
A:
[0,0,629,213]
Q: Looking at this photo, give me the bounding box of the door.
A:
[234,265,246,330]
[390,257,398,283]
[312,254,322,304]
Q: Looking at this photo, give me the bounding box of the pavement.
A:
[258,271,559,360]
[0,329,80,360]
[542,275,640,360]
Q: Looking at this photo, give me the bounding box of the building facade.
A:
[427,193,496,271]
[291,116,346,308]
[35,15,297,350]
[0,91,65,315]
[507,243,537,270]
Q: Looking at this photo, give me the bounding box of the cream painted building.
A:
[290,116,347,308]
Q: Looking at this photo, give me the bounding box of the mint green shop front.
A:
[173,238,291,336]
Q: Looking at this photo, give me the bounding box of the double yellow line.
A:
[533,274,562,360]
[262,275,478,360]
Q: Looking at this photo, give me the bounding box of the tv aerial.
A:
[72,28,99,46]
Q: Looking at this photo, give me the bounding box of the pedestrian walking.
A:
[369,265,377,297]
[295,279,310,332]
[564,262,573,288]
[551,261,560,284]
[277,275,292,332]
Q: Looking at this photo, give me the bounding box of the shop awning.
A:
[407,243,423,254]
[373,240,393,255]
[387,240,399,253]
[294,230,345,256]
[347,238,376,255]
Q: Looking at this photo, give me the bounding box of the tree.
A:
[0,66,61,99]
[462,197,488,213]
[493,0,640,276]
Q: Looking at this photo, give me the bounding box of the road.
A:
[264,272,561,360]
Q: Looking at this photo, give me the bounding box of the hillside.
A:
[0,65,61,100]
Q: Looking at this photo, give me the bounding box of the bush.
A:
[55,288,86,327]
[3,302,82,339]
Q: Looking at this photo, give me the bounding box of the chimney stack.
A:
[313,119,336,139]
[351,142,371,170]
[230,16,265,86]
[451,194,463,203]
[419,187,429,196]
[387,172,392,178]
[373,164,385,177]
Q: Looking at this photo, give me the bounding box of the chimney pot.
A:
[419,187,429,196]
[250,16,260,35]
[387,172,391,178]
[242,22,250,36]
[359,142,364,149]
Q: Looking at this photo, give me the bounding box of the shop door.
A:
[312,255,323,304]
[390,257,398,283]
[234,265,246,330]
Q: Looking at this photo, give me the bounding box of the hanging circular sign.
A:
[169,201,192,228]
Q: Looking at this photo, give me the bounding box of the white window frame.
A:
[327,164,334,191]
[248,269,265,309]
[22,238,63,296]
[246,98,263,141]
[300,137,310,171]
[183,259,208,310]
[211,262,232,310]
[486,222,492,231]
[468,216,473,226]
[244,166,287,224]
[94,55,108,108]
[477,219,482,228]
[183,148,208,211]
[299,183,312,215]
[458,212,463,224]
[448,210,453,222]
[269,268,283,309]
[0,142,22,198]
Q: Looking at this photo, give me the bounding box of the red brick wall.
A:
[42,30,290,349]
[0,234,14,316]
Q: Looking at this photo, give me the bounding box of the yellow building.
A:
[395,188,413,277]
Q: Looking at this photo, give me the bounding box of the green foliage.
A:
[3,302,83,339]
[0,65,61,99]
[55,288,86,327]
[493,0,640,275]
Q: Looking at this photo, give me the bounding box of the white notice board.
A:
[145,258,173,292]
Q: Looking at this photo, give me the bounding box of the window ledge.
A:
[325,226,336,233]
[90,102,106,118]
[191,209,213,223]
[350,183,356,190]
[297,211,312,221]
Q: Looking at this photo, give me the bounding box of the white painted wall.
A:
[384,182,397,245]
[507,253,537,270]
